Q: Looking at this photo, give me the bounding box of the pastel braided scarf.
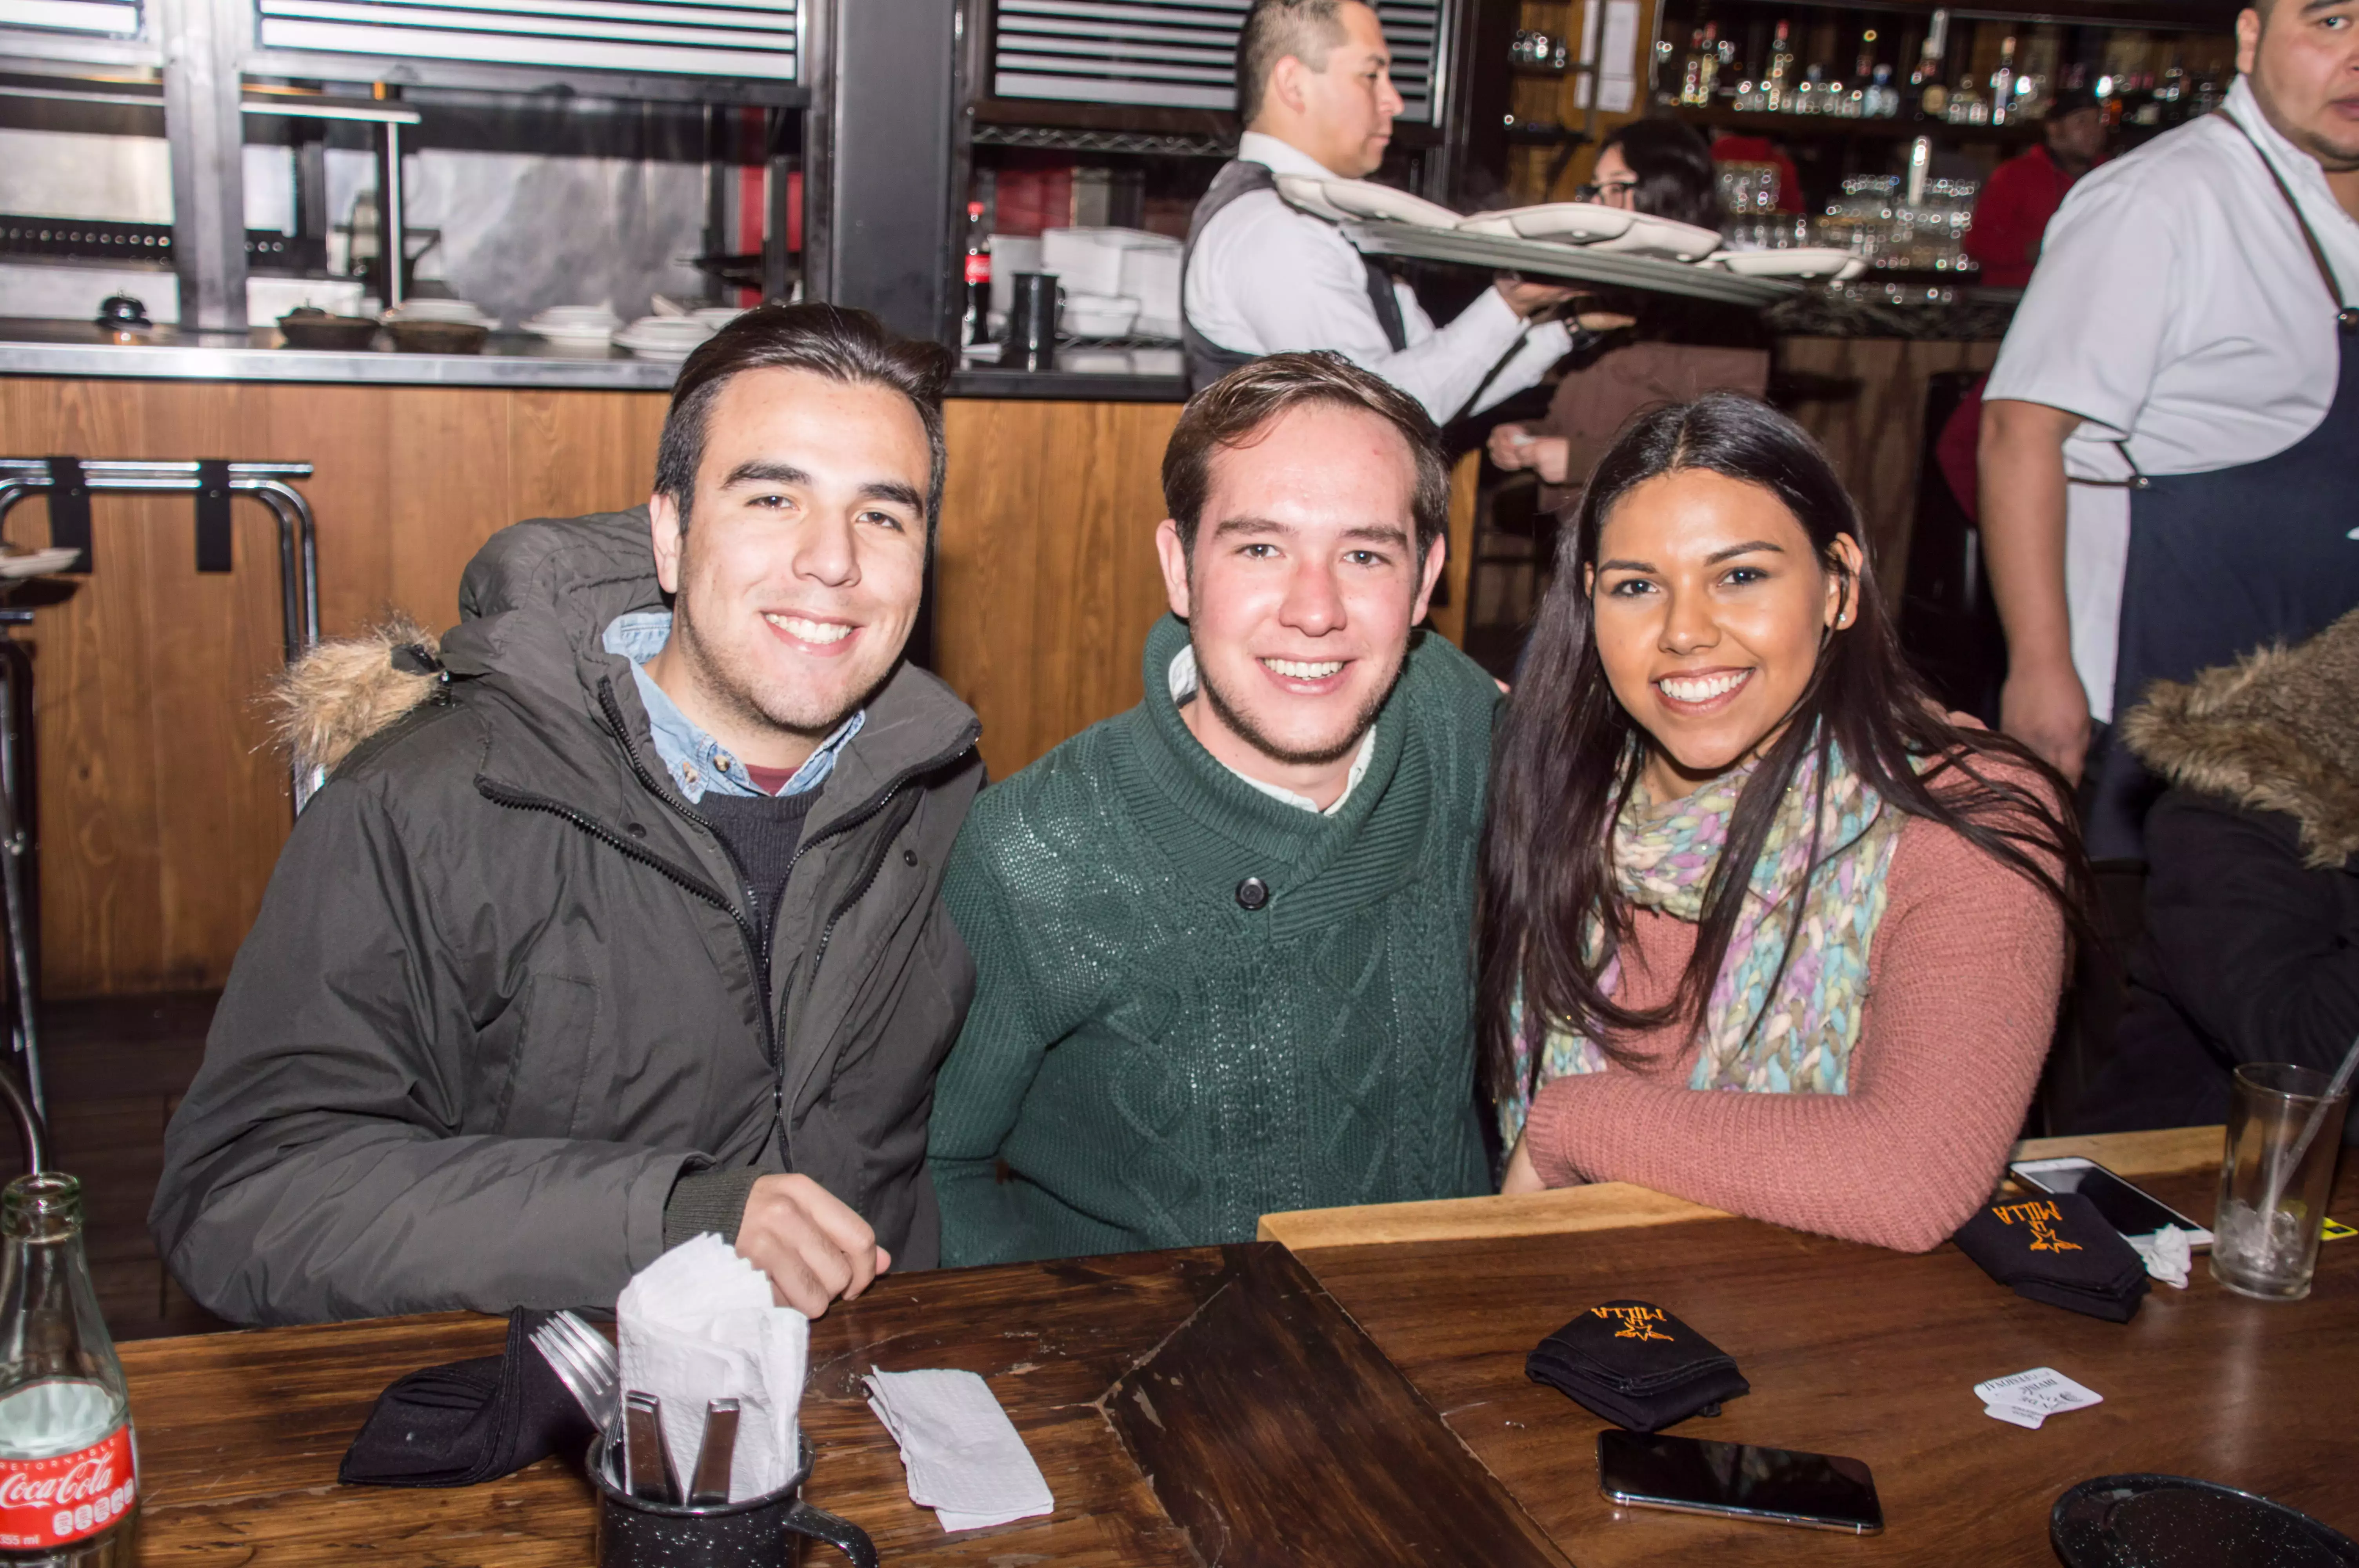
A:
[1500,740,1906,1148]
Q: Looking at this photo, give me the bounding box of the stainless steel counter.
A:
[0,317,685,389]
[0,318,1193,400]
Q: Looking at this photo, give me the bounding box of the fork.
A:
[532,1309,620,1432]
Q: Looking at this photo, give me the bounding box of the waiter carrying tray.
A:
[1979,0,2359,857]
[1184,0,1576,419]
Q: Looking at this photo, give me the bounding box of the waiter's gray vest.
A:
[1181,158,1410,392]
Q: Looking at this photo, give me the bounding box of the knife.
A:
[687,1398,742,1506]
[622,1391,680,1505]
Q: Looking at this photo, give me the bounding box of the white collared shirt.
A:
[1168,645,1375,815]
[1184,130,1571,424]
[1985,76,2359,719]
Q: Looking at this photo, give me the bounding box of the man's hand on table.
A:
[734,1173,891,1315]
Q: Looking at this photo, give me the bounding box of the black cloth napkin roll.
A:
[340,1308,597,1487]
[1951,1191,2150,1323]
[1526,1299,1750,1433]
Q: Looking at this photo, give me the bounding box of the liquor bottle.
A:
[0,1175,137,1566]
[959,200,991,347]
[1910,8,1950,118]
[1765,20,1796,111]
[1679,29,1708,106]
[1989,34,2018,125]
[1698,24,1723,105]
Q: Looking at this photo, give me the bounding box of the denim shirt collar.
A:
[603,609,863,802]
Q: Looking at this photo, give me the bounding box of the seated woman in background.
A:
[2077,608,2359,1145]
[1483,394,2086,1252]
[1487,119,1770,506]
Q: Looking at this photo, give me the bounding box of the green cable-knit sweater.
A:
[929,613,1499,1266]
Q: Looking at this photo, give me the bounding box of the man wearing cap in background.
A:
[1979,0,2359,857]
[1182,0,1577,421]
[1964,86,2109,289]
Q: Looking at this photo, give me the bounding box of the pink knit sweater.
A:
[1522,803,2069,1252]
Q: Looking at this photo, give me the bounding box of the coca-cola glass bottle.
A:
[0,1174,136,1565]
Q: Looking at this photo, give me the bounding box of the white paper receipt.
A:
[1975,1367,2103,1430]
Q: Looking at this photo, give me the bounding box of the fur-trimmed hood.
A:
[2120,608,2359,869]
[270,506,666,777]
[269,615,445,776]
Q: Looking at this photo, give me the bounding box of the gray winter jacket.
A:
[150,507,983,1325]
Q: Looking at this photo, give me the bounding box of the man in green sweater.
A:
[929,352,1499,1265]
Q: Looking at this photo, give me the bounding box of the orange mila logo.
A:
[1592,1305,1674,1342]
[1991,1199,2082,1254]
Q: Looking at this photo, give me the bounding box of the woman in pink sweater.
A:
[1483,394,2085,1252]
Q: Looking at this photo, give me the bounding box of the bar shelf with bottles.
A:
[1659,0,2232,290]
[1654,4,2237,186]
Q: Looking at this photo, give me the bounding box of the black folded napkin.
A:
[340,1308,596,1487]
[1951,1192,2150,1323]
[1526,1299,1750,1433]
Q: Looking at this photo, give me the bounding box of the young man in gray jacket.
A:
[151,305,984,1325]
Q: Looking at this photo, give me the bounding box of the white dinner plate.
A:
[1274,174,1354,222]
[1314,178,1462,230]
[614,318,716,359]
[1456,203,1636,244]
[1589,214,1727,262]
[1711,247,1867,281]
[0,548,84,579]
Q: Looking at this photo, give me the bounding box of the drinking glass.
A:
[2211,1063,2350,1301]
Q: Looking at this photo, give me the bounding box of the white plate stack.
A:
[614,315,718,361]
[1707,247,1867,281]
[523,305,622,354]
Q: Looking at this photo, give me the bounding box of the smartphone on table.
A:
[2007,1156,2214,1248]
[1597,1429,1884,1535]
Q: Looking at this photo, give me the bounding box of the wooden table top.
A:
[116,1128,2357,1566]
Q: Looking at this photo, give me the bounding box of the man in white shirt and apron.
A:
[1979,0,2359,857]
[1183,0,1576,422]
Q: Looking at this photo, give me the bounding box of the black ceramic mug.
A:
[1003,272,1063,372]
[589,1430,877,1568]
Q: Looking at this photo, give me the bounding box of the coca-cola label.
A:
[963,253,991,285]
[0,1426,136,1549]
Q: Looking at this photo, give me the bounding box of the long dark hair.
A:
[1600,118,1723,231]
[1476,394,2088,1106]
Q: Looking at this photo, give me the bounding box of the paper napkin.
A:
[864,1367,1053,1532]
[1975,1367,2103,1430]
[617,1233,809,1502]
[2128,1225,2194,1288]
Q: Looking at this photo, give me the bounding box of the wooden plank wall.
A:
[1778,336,2002,590]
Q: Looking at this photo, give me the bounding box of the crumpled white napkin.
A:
[2129,1225,2194,1288]
[864,1367,1053,1532]
[617,1233,809,1503]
